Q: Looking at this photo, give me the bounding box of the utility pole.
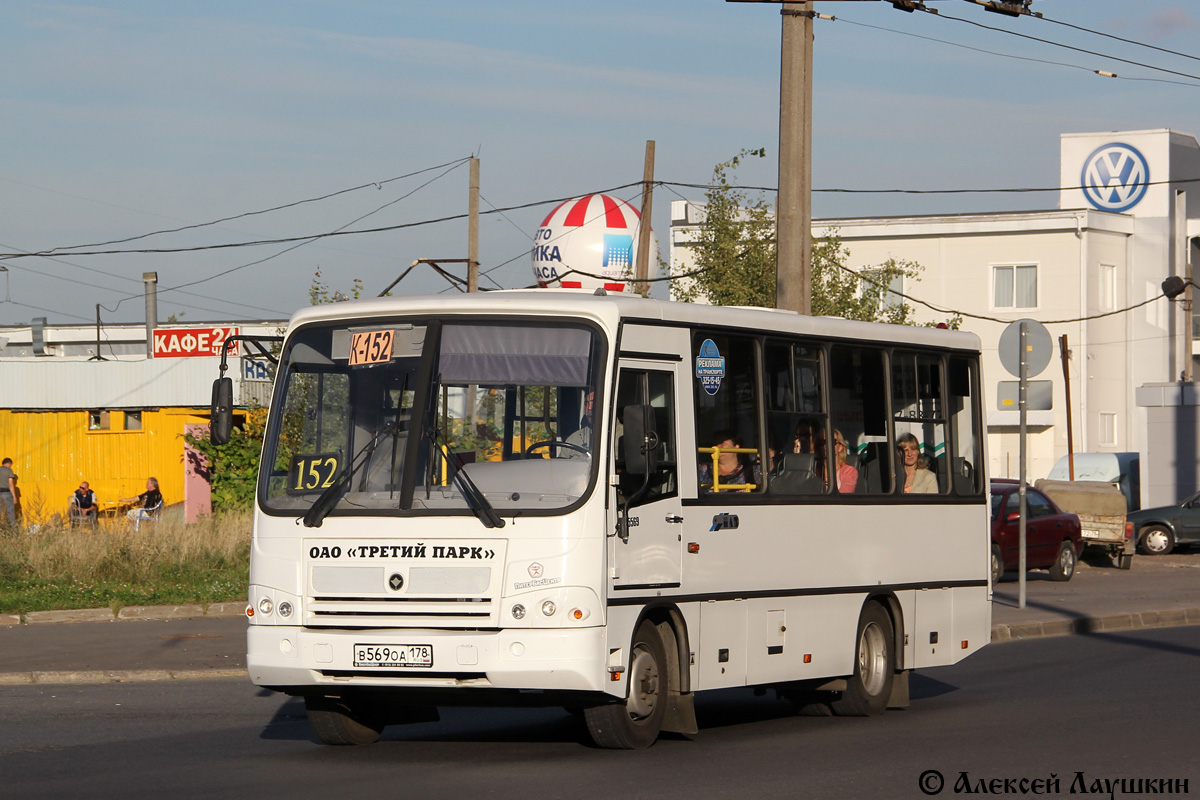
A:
[776,1,813,315]
[1059,335,1074,480]
[636,140,656,296]
[468,157,479,293]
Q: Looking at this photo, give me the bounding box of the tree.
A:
[674,149,959,328]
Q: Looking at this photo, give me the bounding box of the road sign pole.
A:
[1018,321,1028,610]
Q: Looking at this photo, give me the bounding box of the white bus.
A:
[220,289,990,749]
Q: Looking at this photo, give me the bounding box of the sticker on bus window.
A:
[287,454,341,494]
[348,329,395,366]
[696,339,725,395]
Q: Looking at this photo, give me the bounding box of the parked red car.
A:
[990,480,1085,584]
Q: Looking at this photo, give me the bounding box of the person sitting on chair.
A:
[72,481,99,524]
[897,433,937,494]
[122,477,163,522]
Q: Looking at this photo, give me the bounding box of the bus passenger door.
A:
[611,364,683,591]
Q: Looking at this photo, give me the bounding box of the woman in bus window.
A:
[897,432,937,494]
[832,429,859,493]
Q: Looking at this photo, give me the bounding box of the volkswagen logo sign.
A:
[388,573,404,591]
[1081,142,1150,213]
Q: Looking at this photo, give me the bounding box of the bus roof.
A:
[285,289,982,353]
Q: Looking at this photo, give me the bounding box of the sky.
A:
[2,0,1200,327]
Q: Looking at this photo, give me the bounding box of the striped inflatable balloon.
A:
[531,193,657,291]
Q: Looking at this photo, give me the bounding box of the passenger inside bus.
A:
[832,429,859,493]
[898,432,937,494]
[563,390,595,459]
[699,430,757,492]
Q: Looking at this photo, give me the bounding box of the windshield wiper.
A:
[431,426,505,529]
[302,421,398,528]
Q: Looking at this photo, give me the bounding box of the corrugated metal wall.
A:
[0,408,208,522]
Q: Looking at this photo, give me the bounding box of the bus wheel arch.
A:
[584,618,669,748]
[831,599,897,717]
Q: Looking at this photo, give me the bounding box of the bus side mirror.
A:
[211,377,233,445]
[622,404,659,476]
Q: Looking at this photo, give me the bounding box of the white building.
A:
[671,129,1200,500]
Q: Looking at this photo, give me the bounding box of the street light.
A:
[1162,275,1197,299]
[1163,276,1199,381]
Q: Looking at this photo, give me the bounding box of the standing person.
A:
[122,477,163,523]
[72,481,99,525]
[897,433,937,494]
[0,458,16,524]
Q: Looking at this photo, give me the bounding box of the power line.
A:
[1036,12,1200,66]
[39,157,475,256]
[834,14,1199,88]
[0,240,289,318]
[662,173,1200,195]
[924,7,1200,84]
[130,159,471,303]
[0,182,645,262]
[0,298,92,323]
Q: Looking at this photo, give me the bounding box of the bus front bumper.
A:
[247,625,611,694]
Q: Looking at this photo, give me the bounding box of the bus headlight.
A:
[541,600,557,617]
[511,604,526,620]
[278,601,293,618]
[258,598,274,616]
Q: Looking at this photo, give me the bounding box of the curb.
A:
[0,668,247,686]
[990,607,1200,643]
[6,602,246,626]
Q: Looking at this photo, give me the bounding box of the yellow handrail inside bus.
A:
[697,445,758,492]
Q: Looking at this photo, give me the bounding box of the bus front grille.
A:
[305,596,496,628]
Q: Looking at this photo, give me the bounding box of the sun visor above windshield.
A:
[439,324,591,386]
[330,325,427,364]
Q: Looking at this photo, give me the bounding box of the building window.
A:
[1099,412,1117,446]
[993,264,1038,309]
[124,411,143,431]
[1099,264,1117,311]
[88,410,110,431]
[864,268,903,310]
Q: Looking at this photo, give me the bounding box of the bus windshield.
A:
[260,318,604,519]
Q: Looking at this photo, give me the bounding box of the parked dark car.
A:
[1126,491,1200,555]
[990,480,1085,584]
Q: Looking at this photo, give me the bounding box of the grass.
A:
[0,510,251,615]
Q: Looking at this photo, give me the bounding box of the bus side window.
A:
[892,351,947,496]
[948,357,982,495]
[830,345,890,494]
[615,369,677,506]
[693,333,762,494]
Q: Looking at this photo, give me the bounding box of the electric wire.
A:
[140,158,471,303]
[0,240,289,318]
[834,14,1185,85]
[0,182,645,262]
[1036,12,1200,65]
[39,157,474,256]
[924,7,1200,84]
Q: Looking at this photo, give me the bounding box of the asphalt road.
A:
[1,626,1197,800]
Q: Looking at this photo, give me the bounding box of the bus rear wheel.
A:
[305,694,386,746]
[584,620,668,749]
[831,602,894,717]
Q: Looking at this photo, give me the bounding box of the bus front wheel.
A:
[305,694,385,746]
[584,620,668,749]
[831,602,894,717]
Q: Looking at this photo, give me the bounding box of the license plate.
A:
[1081,530,1100,539]
[353,643,433,668]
